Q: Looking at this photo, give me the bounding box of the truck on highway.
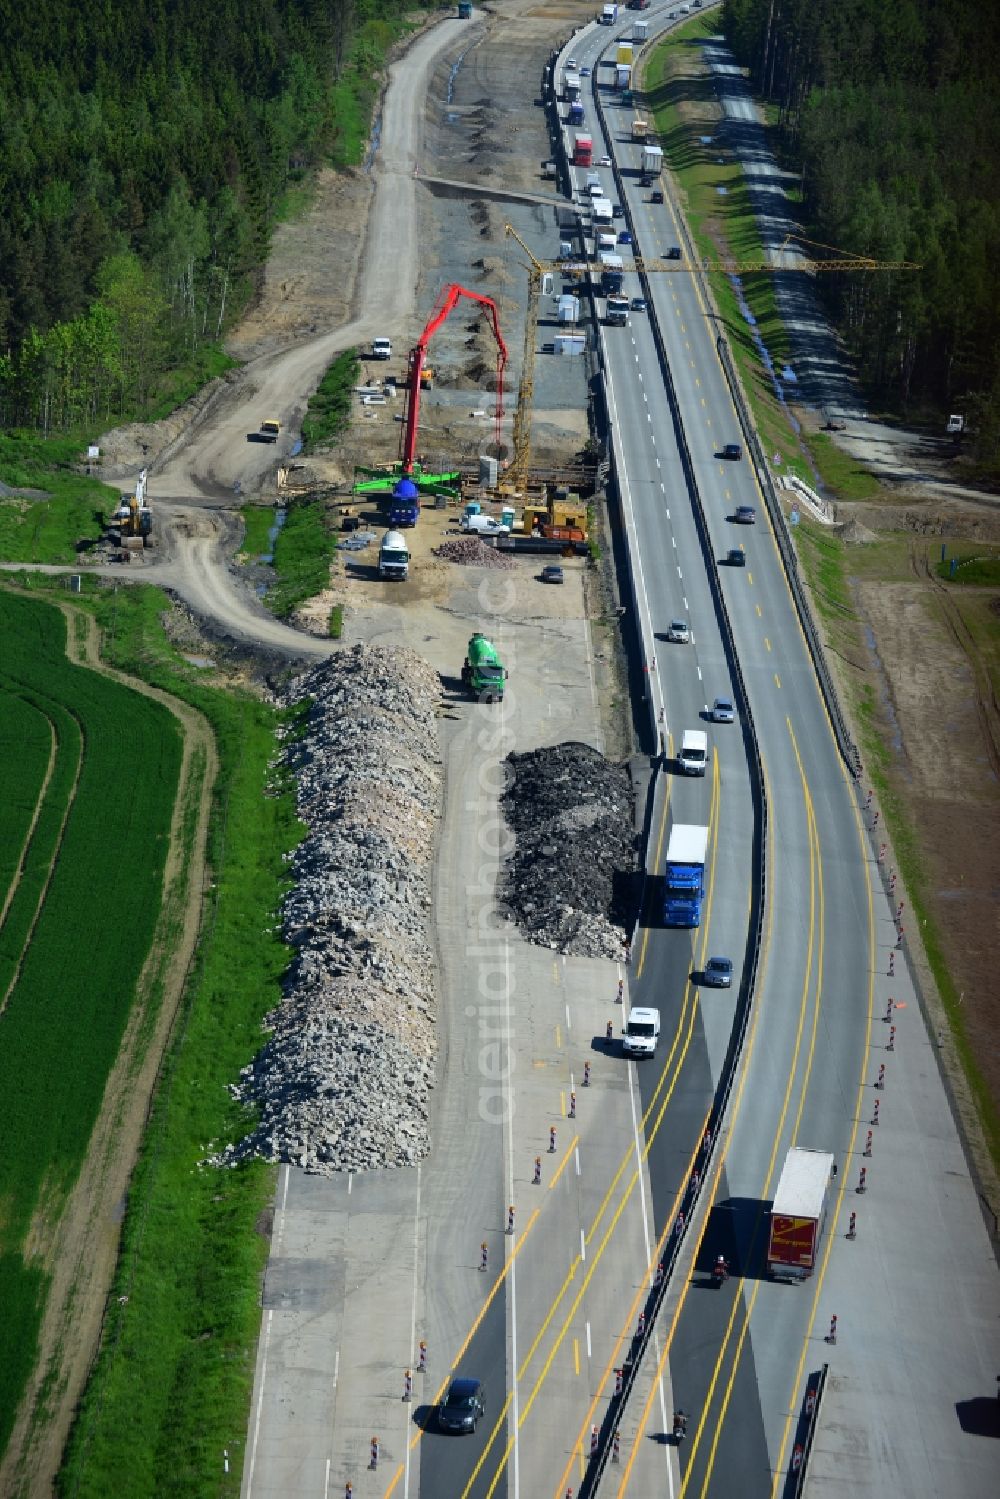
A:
[632,116,650,141]
[568,100,585,126]
[641,142,663,185]
[617,42,633,64]
[767,1148,835,1281]
[623,1006,660,1057]
[615,63,632,90]
[633,18,649,38]
[678,729,708,776]
[627,0,650,9]
[462,633,507,703]
[378,529,410,581]
[601,3,619,22]
[591,197,614,224]
[605,295,629,326]
[663,823,708,926]
[574,133,593,167]
[599,251,624,293]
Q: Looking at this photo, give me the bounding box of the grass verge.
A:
[0,434,110,562]
[791,523,1000,1169]
[238,505,279,562]
[301,348,360,453]
[9,577,308,1498]
[266,497,337,618]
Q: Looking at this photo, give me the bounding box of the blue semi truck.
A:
[663,823,708,927]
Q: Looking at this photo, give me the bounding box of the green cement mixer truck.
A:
[462,633,507,703]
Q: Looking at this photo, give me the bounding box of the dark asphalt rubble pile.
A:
[211,644,442,1175]
[499,742,635,959]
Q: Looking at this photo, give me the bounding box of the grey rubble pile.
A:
[499,742,635,959]
[433,536,517,568]
[215,644,442,1175]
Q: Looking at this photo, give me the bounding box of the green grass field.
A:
[0,434,110,562]
[20,580,307,1498]
[0,591,183,1457]
[266,497,337,617]
[0,693,53,899]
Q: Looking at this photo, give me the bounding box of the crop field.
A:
[0,692,54,912]
[0,591,183,1456]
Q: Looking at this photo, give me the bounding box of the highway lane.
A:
[567,12,874,1493]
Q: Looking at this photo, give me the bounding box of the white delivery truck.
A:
[767,1148,835,1281]
[678,729,709,775]
[623,1006,660,1057]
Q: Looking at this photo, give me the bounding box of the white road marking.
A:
[575,1146,581,1176]
[403,1165,422,1499]
[324,1458,330,1499]
[566,1002,572,1029]
[580,1228,587,1263]
[586,1322,592,1358]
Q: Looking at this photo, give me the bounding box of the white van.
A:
[372,337,392,359]
[678,729,709,776]
[460,514,510,536]
[623,1007,661,1057]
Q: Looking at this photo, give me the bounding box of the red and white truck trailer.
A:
[767,1147,835,1282]
[573,133,593,167]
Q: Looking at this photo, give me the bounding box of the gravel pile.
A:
[499,743,635,959]
[213,644,443,1174]
[433,535,517,568]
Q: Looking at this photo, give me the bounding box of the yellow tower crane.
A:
[503,223,590,494]
[502,226,917,489]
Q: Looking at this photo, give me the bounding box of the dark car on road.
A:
[726,548,746,567]
[703,956,733,988]
[666,245,681,259]
[540,564,564,584]
[722,442,743,460]
[631,296,647,311]
[438,1377,486,1434]
[651,189,664,204]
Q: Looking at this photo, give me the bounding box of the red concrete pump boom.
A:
[401,283,508,473]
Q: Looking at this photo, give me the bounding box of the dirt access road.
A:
[148,11,484,505]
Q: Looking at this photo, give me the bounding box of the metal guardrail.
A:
[579,60,770,1499]
[784,1364,829,1497]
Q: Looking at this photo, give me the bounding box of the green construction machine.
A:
[462,633,507,703]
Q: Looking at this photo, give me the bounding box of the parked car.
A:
[666,619,690,644]
[618,230,633,244]
[438,1378,486,1434]
[711,697,735,723]
[726,548,746,567]
[723,442,743,460]
[703,956,733,988]
[540,564,565,584]
[631,296,647,311]
[734,505,756,524]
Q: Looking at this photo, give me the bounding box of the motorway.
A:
[556,7,999,1497]
[240,7,999,1499]
[558,14,871,1493]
